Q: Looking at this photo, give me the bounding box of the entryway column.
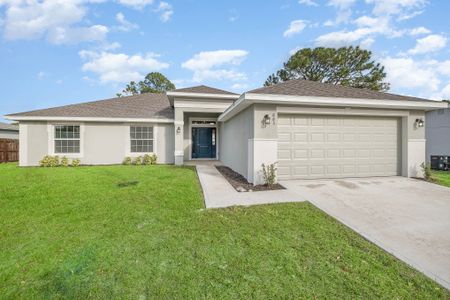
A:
[174,108,184,165]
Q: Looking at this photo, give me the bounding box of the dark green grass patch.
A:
[433,171,450,188]
[0,163,448,299]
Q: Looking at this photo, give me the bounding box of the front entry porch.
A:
[173,110,223,165]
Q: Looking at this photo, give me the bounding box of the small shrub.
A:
[39,155,52,167]
[71,158,81,167]
[261,163,277,188]
[39,155,60,167]
[143,154,157,165]
[143,154,151,165]
[150,154,157,165]
[421,162,435,181]
[60,156,69,167]
[122,157,132,165]
[133,156,143,165]
[50,156,60,167]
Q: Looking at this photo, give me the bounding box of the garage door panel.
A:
[277,114,400,180]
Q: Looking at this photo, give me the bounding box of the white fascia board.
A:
[166,91,239,100]
[4,116,175,123]
[218,93,448,122]
[217,94,247,122]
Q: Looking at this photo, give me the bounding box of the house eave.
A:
[218,93,449,122]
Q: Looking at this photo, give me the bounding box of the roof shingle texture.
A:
[0,122,19,131]
[7,93,174,119]
[248,79,430,102]
[173,85,237,95]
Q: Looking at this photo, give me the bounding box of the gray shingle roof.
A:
[7,93,174,119]
[173,85,237,95]
[0,122,19,131]
[248,79,431,102]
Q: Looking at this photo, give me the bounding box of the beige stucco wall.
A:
[19,122,48,166]
[219,106,254,178]
[426,108,450,161]
[19,121,174,166]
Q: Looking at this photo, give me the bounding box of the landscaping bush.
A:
[39,155,60,167]
[60,156,69,167]
[261,163,277,188]
[143,154,157,165]
[133,156,143,165]
[71,158,81,167]
[122,157,132,165]
[421,162,435,182]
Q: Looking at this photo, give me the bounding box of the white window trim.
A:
[188,117,219,160]
[47,122,85,158]
[125,123,158,157]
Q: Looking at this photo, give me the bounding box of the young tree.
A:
[265,46,389,91]
[117,72,176,97]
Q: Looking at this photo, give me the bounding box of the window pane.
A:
[130,126,153,152]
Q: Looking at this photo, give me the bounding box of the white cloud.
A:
[48,25,108,44]
[115,12,138,32]
[231,83,249,90]
[117,0,154,9]
[0,0,108,44]
[408,34,447,55]
[298,0,318,6]
[381,56,446,99]
[154,1,173,22]
[439,83,450,100]
[283,20,307,38]
[409,26,431,36]
[37,71,47,80]
[326,0,356,25]
[79,50,169,83]
[315,27,373,47]
[182,49,248,82]
[366,0,427,16]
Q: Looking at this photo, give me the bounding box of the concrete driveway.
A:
[281,177,450,290]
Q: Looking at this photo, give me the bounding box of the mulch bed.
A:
[216,165,285,192]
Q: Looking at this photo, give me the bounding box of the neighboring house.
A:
[426,107,450,161]
[0,122,19,140]
[5,80,447,183]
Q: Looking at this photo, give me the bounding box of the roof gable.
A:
[173,85,237,95]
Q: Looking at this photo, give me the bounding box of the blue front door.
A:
[192,127,216,159]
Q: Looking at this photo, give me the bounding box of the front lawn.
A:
[0,163,448,298]
[433,170,450,188]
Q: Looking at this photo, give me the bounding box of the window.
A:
[54,125,80,154]
[130,126,153,153]
[192,120,216,125]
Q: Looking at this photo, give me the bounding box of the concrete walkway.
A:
[196,165,304,209]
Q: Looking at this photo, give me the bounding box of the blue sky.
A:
[1,0,449,121]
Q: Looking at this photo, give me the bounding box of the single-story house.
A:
[426,108,450,161]
[5,80,447,184]
[0,122,19,140]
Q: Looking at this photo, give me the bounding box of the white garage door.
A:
[277,114,400,180]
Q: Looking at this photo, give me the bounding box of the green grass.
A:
[433,171,450,188]
[0,163,448,299]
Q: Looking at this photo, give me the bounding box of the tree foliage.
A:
[117,72,176,97]
[265,46,389,91]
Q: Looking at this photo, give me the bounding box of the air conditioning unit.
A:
[430,155,449,171]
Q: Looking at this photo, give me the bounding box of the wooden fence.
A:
[0,139,19,163]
